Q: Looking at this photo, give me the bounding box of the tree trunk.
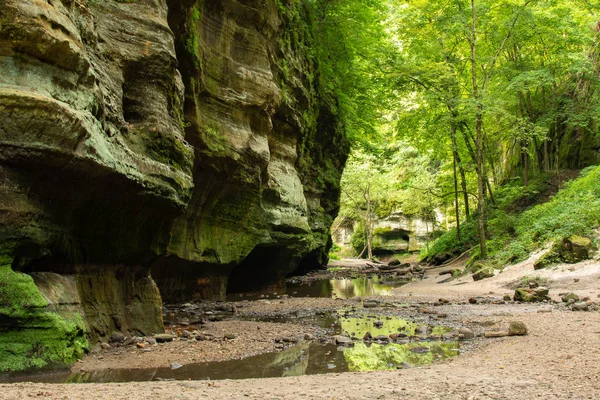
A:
[451,121,462,242]
[365,184,373,261]
[471,0,487,259]
[523,140,529,187]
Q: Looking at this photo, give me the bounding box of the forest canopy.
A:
[315,0,600,264]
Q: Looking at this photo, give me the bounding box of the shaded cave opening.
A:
[226,246,293,295]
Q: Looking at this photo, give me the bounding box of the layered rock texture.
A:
[334,211,444,257]
[0,0,348,371]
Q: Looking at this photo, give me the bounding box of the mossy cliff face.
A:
[154,0,348,301]
[0,0,347,370]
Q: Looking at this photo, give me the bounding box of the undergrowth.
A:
[421,166,600,267]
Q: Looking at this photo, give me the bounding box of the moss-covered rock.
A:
[472,267,495,281]
[0,264,88,372]
[535,236,592,270]
[514,287,550,302]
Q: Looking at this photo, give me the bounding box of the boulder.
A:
[514,287,549,302]
[535,236,592,269]
[473,268,495,281]
[560,236,592,263]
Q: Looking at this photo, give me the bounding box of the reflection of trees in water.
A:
[340,316,418,338]
[343,342,459,372]
[330,277,393,299]
[266,343,310,377]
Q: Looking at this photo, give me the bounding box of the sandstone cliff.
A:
[0,0,348,371]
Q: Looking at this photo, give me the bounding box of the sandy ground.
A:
[2,255,600,399]
[72,321,318,373]
[398,251,600,301]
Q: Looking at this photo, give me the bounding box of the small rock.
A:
[438,298,450,304]
[154,334,175,343]
[304,333,315,341]
[415,325,430,335]
[561,292,580,303]
[484,331,509,338]
[397,361,413,369]
[363,332,373,341]
[571,302,589,312]
[110,331,125,343]
[363,300,379,308]
[503,294,512,302]
[100,342,111,350]
[374,335,390,342]
[374,320,384,328]
[224,334,236,340]
[508,321,528,336]
[170,363,183,370]
[458,327,475,340]
[145,337,157,345]
[333,335,354,346]
[410,346,430,354]
[468,297,478,304]
[181,330,192,339]
[136,342,146,349]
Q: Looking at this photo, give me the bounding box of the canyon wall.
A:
[0,0,348,371]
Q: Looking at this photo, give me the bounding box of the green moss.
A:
[184,6,201,70]
[0,264,88,372]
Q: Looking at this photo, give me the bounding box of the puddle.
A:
[230,276,407,301]
[0,312,459,384]
[338,313,452,338]
[1,340,459,384]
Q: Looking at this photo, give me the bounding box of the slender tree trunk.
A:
[542,86,550,171]
[459,161,470,218]
[365,184,373,261]
[523,141,529,187]
[470,0,487,259]
[451,121,462,242]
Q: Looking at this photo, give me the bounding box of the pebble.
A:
[508,321,528,336]
[154,334,176,343]
[458,327,475,340]
[110,332,125,343]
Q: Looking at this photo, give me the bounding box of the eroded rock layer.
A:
[0,0,347,371]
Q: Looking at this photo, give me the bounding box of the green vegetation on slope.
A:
[422,166,600,267]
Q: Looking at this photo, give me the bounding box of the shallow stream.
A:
[1,313,460,384]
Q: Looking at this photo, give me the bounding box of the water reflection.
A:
[287,276,404,299]
[0,339,458,384]
[0,312,459,385]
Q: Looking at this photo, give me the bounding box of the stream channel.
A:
[1,278,461,383]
